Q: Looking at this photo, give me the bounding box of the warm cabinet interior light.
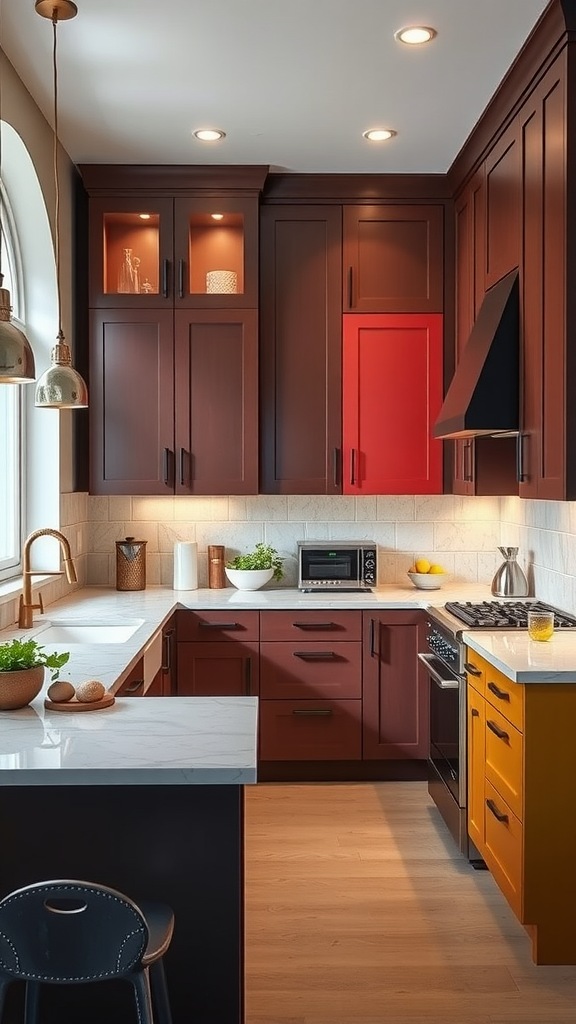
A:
[139,213,151,220]
[362,129,396,142]
[211,213,224,220]
[194,129,226,142]
[394,25,437,45]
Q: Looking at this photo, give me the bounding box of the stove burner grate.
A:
[444,599,576,629]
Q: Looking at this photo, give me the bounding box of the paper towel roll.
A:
[173,541,198,590]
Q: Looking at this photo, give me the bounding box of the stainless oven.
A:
[298,541,377,592]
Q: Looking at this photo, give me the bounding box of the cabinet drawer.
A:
[464,650,485,694]
[484,779,523,921]
[260,642,361,699]
[259,699,362,760]
[260,610,362,641]
[484,662,524,732]
[176,609,259,642]
[116,657,145,697]
[485,706,523,821]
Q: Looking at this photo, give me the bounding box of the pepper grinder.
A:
[208,545,226,589]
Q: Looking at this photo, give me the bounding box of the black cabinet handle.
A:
[163,447,172,486]
[487,680,511,701]
[464,662,482,676]
[292,622,335,630]
[178,259,185,299]
[516,431,526,483]
[487,719,509,741]
[293,651,337,660]
[125,678,144,694]
[350,448,357,486]
[464,440,473,482]
[179,447,186,486]
[162,628,174,672]
[369,618,380,659]
[199,622,241,630]
[161,258,170,299]
[347,266,353,307]
[332,447,340,487]
[471,707,479,717]
[245,658,252,696]
[292,708,333,717]
[486,798,509,824]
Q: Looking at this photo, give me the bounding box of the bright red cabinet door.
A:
[343,313,443,494]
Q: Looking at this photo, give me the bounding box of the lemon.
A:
[428,564,446,574]
[415,558,431,574]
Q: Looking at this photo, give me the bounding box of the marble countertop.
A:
[0,697,258,786]
[463,630,576,683]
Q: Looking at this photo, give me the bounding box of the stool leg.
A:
[131,968,155,1024]
[150,960,173,1024]
[24,982,41,1024]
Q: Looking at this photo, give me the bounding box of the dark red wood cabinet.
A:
[259,205,342,494]
[176,610,260,697]
[343,205,444,313]
[362,610,429,760]
[342,313,443,494]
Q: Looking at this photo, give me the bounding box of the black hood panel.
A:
[433,268,519,440]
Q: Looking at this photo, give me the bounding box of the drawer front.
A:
[260,642,362,699]
[484,779,523,921]
[177,642,260,696]
[484,662,524,732]
[260,610,362,642]
[259,699,362,760]
[485,706,523,821]
[176,609,259,642]
[464,649,485,694]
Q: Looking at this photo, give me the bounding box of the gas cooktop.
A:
[444,600,576,629]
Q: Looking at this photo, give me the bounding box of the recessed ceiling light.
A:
[211,213,224,220]
[394,25,437,45]
[362,129,397,142]
[193,129,226,142]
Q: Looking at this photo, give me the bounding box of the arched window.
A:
[0,180,24,580]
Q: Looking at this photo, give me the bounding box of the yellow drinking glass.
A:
[527,609,554,641]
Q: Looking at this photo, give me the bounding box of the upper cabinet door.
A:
[342,313,443,495]
[484,122,520,289]
[343,205,444,313]
[88,197,175,308]
[173,197,259,309]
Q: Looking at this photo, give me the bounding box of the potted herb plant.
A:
[225,543,284,591]
[0,638,70,711]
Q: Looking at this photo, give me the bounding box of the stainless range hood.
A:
[433,268,519,440]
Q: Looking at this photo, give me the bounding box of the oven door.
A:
[299,547,359,587]
[418,652,465,807]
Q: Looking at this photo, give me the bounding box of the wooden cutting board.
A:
[44,692,115,712]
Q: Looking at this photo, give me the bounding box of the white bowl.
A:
[225,567,274,591]
[407,572,449,590]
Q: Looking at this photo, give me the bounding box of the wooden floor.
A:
[245,781,576,1024]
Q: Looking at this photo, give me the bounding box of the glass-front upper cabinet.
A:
[88,196,258,309]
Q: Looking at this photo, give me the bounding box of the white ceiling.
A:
[1,0,551,173]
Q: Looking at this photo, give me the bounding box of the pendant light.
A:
[0,30,36,381]
[34,0,88,409]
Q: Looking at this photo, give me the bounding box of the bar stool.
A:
[0,879,174,1024]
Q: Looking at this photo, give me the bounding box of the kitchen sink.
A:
[34,619,145,645]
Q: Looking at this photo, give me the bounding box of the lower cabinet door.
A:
[484,779,523,921]
[260,642,362,699]
[177,642,260,696]
[467,684,486,853]
[259,700,362,760]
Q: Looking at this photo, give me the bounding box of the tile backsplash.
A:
[87,493,503,590]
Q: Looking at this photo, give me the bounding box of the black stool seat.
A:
[0,879,174,1024]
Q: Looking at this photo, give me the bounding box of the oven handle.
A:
[417,653,460,689]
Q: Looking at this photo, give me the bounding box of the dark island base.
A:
[0,785,244,1024]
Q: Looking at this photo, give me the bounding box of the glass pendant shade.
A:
[34,334,88,408]
[0,279,36,383]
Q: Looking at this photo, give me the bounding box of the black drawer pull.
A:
[488,680,511,701]
[292,622,335,630]
[486,798,509,824]
[292,709,333,717]
[125,679,144,694]
[199,622,241,630]
[487,719,509,741]
[471,708,479,717]
[464,662,482,676]
[293,651,337,660]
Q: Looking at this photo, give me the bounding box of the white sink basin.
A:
[35,619,145,645]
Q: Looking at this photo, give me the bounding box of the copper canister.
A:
[116,537,147,591]
[208,545,226,588]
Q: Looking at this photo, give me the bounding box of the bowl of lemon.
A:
[407,558,449,590]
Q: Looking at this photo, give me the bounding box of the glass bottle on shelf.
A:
[118,248,134,293]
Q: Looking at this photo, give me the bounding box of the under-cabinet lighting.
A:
[211,213,224,220]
